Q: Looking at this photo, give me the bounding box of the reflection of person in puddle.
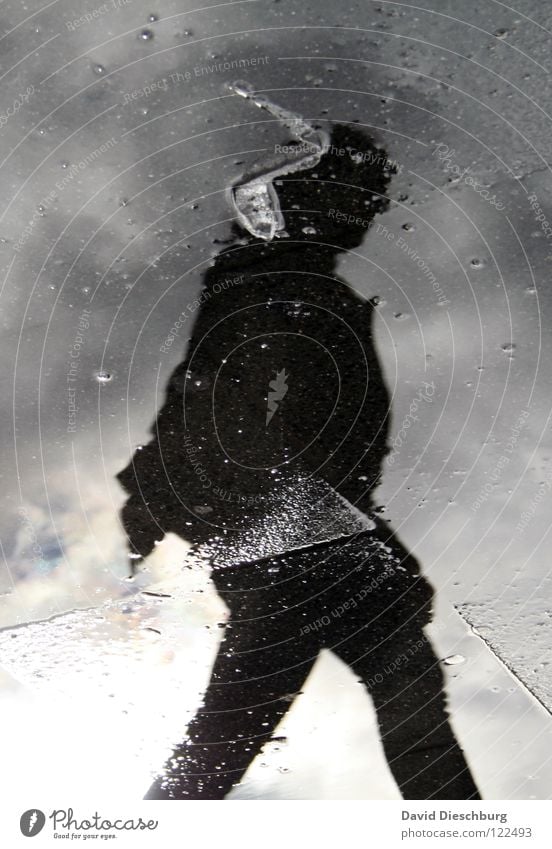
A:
[117,123,480,800]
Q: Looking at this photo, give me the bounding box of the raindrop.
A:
[120,198,129,207]
[302,226,317,235]
[232,80,254,97]
[139,29,154,41]
[470,258,485,269]
[443,654,465,665]
[60,160,70,169]
[95,371,113,383]
[93,64,106,75]
[501,342,516,354]
[401,222,415,231]
[148,14,159,22]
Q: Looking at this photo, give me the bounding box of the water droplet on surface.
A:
[194,505,213,515]
[148,13,159,22]
[95,371,112,384]
[443,654,465,665]
[501,342,516,353]
[302,226,317,235]
[139,29,154,40]
[93,64,106,75]
[401,222,415,231]
[470,258,485,268]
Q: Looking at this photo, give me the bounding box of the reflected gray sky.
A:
[1,0,551,799]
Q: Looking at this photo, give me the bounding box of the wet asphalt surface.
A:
[1,0,552,801]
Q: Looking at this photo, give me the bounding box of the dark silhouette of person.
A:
[117,123,480,800]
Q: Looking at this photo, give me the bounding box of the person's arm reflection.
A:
[117,123,480,800]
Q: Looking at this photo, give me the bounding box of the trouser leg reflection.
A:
[145,614,317,799]
[146,533,480,800]
[330,551,480,801]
